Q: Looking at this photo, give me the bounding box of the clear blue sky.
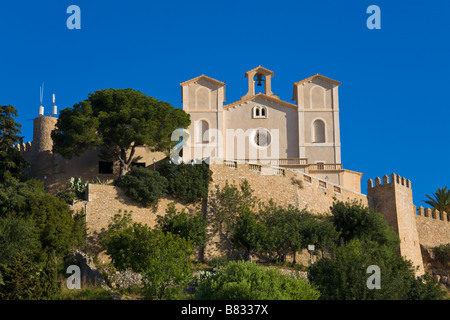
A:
[1,0,449,207]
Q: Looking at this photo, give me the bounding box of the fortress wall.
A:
[204,162,368,259]
[76,162,368,262]
[72,183,202,262]
[208,162,367,214]
[415,207,450,248]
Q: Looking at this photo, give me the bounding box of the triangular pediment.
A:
[180,74,225,87]
[223,93,297,110]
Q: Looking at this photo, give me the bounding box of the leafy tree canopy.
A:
[51,88,190,175]
[330,200,400,251]
[194,260,320,300]
[0,105,28,182]
[156,203,209,249]
[308,239,446,300]
[102,215,193,300]
[0,176,85,256]
[158,160,211,203]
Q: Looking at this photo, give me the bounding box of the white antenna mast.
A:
[39,82,44,116]
[52,94,57,116]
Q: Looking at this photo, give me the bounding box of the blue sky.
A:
[0,0,449,207]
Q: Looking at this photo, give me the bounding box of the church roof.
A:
[245,65,274,77]
[293,73,341,86]
[180,74,226,87]
[292,74,341,101]
[180,74,226,103]
[223,93,297,110]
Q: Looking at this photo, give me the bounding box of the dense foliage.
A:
[102,212,193,299]
[432,243,450,268]
[156,203,209,249]
[114,166,168,207]
[0,109,86,299]
[0,105,28,183]
[194,261,320,300]
[308,240,446,300]
[158,160,211,203]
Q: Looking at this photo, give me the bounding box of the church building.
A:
[180,66,363,193]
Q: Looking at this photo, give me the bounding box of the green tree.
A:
[308,239,446,300]
[158,160,211,203]
[209,179,257,235]
[260,202,310,263]
[194,261,320,300]
[0,214,41,265]
[0,105,28,182]
[0,252,61,300]
[156,203,209,249]
[114,166,168,207]
[51,88,190,175]
[424,187,450,218]
[230,207,267,262]
[330,200,400,251]
[0,177,85,256]
[103,220,193,300]
[300,217,339,258]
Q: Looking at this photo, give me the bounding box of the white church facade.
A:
[180,66,363,193]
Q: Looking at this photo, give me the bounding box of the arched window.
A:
[313,120,325,143]
[197,120,209,143]
[253,106,267,119]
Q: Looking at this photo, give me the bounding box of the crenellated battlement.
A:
[367,173,411,190]
[417,206,450,222]
[16,141,33,162]
[367,172,424,274]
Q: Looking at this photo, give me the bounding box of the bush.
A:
[102,217,193,300]
[0,251,61,300]
[114,166,168,207]
[0,214,41,265]
[330,200,400,251]
[194,261,320,300]
[432,244,450,268]
[156,203,209,249]
[158,161,210,203]
[308,239,446,300]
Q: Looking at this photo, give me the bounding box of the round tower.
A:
[31,116,58,181]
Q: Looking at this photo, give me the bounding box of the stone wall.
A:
[75,162,368,262]
[72,183,202,261]
[415,207,450,248]
[208,162,367,214]
[203,162,368,259]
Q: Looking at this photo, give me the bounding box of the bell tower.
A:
[242,66,279,99]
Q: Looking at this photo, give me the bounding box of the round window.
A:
[254,129,271,147]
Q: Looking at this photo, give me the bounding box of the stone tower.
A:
[31,116,58,184]
[367,173,424,275]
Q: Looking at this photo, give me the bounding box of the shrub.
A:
[114,166,168,207]
[0,214,41,265]
[330,200,400,251]
[156,203,209,249]
[194,261,320,300]
[432,244,450,268]
[308,239,446,300]
[158,161,210,203]
[103,219,193,300]
[0,251,61,300]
